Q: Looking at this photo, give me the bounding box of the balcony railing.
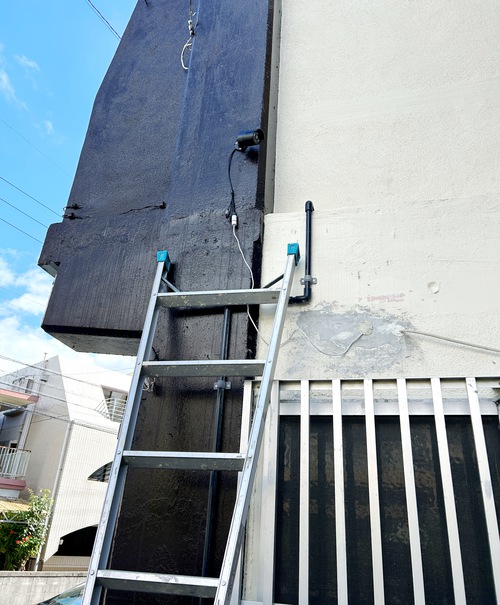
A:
[0,446,31,479]
[95,397,127,423]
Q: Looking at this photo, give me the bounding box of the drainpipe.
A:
[289,200,315,304]
[200,308,232,601]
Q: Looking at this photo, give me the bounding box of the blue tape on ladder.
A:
[157,250,171,271]
[287,243,300,266]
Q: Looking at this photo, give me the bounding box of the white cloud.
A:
[42,119,54,136]
[0,257,16,287]
[14,54,39,71]
[0,68,18,104]
[0,254,134,375]
[0,44,27,109]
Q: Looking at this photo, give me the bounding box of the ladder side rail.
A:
[83,256,170,605]
[215,251,298,605]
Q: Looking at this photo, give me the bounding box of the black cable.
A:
[226,148,238,220]
[84,0,122,40]
[0,216,43,244]
[0,286,46,309]
[0,176,60,217]
[263,274,284,289]
[0,196,49,228]
[0,119,72,178]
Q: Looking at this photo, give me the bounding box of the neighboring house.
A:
[0,356,130,571]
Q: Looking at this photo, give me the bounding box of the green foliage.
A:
[0,489,53,571]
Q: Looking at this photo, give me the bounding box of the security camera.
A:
[235,129,265,151]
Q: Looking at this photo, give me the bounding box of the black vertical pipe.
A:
[200,307,232,598]
[289,200,315,303]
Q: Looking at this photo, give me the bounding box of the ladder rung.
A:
[96,569,218,598]
[142,359,266,378]
[123,451,245,471]
[157,288,280,309]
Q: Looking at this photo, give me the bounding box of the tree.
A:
[0,489,53,571]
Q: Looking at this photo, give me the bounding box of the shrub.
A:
[0,489,53,571]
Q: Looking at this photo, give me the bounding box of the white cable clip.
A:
[188,19,195,36]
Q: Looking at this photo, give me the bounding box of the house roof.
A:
[0,387,38,407]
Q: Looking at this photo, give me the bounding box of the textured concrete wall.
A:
[263,0,500,379]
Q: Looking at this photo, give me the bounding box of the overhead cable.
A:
[0,196,49,228]
[0,353,130,390]
[0,216,43,244]
[0,118,71,178]
[0,176,60,217]
[84,0,122,40]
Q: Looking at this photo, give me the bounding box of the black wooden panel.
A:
[39,0,275,355]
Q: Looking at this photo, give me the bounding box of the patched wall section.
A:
[259,207,500,379]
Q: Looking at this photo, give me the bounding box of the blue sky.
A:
[0,1,137,374]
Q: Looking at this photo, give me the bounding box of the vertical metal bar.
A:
[364,379,385,604]
[332,379,348,603]
[83,256,169,605]
[430,377,466,603]
[229,381,254,605]
[465,377,500,600]
[201,308,232,600]
[299,380,310,603]
[260,381,280,604]
[396,379,425,605]
[215,251,297,605]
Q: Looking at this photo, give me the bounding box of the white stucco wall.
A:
[262,0,500,378]
[44,424,117,559]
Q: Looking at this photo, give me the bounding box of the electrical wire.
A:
[232,225,254,289]
[83,0,122,40]
[0,176,60,217]
[403,329,500,355]
[0,216,43,244]
[226,149,238,219]
[181,0,197,70]
[0,374,127,431]
[0,369,115,409]
[0,354,129,390]
[0,286,47,310]
[0,118,71,178]
[0,399,117,435]
[287,328,363,356]
[0,380,114,422]
[0,196,49,228]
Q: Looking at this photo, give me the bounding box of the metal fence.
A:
[241,378,500,605]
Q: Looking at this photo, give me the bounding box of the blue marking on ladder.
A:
[287,243,300,265]
[157,250,171,271]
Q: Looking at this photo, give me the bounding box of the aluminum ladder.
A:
[82,243,300,605]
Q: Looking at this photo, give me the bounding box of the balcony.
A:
[95,397,127,423]
[0,446,31,480]
[0,446,31,498]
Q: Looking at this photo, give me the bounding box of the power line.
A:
[84,0,122,40]
[0,373,121,434]
[0,285,47,310]
[0,216,43,244]
[0,353,131,390]
[0,176,60,217]
[0,196,49,228]
[0,118,72,178]
[0,398,117,435]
